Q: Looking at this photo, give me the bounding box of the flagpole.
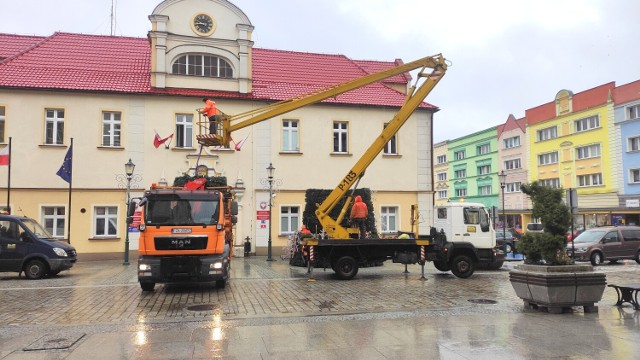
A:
[66,138,73,243]
[6,137,11,213]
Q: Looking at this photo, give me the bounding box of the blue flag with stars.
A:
[56,144,73,183]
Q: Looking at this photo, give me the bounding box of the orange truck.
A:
[129,174,238,291]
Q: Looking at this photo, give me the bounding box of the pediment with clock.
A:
[148,0,254,93]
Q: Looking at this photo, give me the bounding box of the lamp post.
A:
[498,170,507,253]
[266,163,275,261]
[123,158,135,265]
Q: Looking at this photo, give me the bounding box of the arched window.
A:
[172,55,233,78]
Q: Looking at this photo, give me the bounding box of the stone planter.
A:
[509,264,606,314]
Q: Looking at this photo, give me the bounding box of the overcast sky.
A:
[1,0,638,142]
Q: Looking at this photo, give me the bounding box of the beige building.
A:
[0,0,441,259]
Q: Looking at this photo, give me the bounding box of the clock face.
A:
[193,14,214,34]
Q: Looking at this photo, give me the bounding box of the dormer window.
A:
[172,54,233,78]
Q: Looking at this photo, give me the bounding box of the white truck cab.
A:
[433,202,496,250]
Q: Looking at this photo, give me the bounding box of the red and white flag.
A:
[0,146,9,166]
[153,130,174,149]
[234,132,251,151]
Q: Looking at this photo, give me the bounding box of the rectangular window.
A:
[503,136,520,149]
[539,178,560,188]
[280,206,299,234]
[45,109,65,145]
[436,155,447,164]
[505,182,522,193]
[454,150,466,160]
[455,188,467,197]
[94,206,118,237]
[477,165,491,175]
[630,169,640,184]
[577,173,603,187]
[333,122,348,153]
[437,171,447,181]
[454,169,466,179]
[538,152,558,165]
[575,144,601,160]
[574,115,600,132]
[476,143,490,155]
[42,206,65,238]
[537,126,557,141]
[176,114,193,148]
[0,106,5,143]
[478,185,492,195]
[629,136,640,152]
[102,111,121,147]
[282,119,299,152]
[627,105,640,120]
[437,190,448,199]
[383,123,397,155]
[504,159,521,170]
[380,206,398,233]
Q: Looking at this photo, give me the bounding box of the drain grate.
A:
[468,298,498,304]
[24,334,85,351]
[187,304,218,311]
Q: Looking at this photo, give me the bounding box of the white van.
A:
[526,222,544,233]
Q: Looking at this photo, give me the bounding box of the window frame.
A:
[454,150,466,160]
[101,111,121,147]
[455,188,467,197]
[575,144,601,160]
[539,178,560,188]
[577,173,603,187]
[477,165,491,175]
[454,169,467,179]
[476,143,490,155]
[0,106,5,143]
[505,182,522,193]
[574,115,600,133]
[279,206,299,235]
[44,108,65,145]
[503,136,520,149]
[436,155,447,164]
[332,121,348,154]
[504,158,521,170]
[282,119,299,152]
[175,113,193,148]
[171,54,233,78]
[629,169,640,184]
[537,126,558,141]
[437,190,448,199]
[628,136,640,152]
[627,104,640,120]
[93,206,118,238]
[538,151,559,166]
[478,185,492,195]
[41,206,66,239]
[380,206,398,234]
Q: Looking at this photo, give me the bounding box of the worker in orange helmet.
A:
[300,225,311,235]
[199,97,220,134]
[349,195,369,239]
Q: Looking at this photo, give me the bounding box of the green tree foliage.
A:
[302,188,378,238]
[518,182,572,265]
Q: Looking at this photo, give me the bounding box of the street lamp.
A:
[498,170,507,253]
[266,163,275,261]
[123,158,135,265]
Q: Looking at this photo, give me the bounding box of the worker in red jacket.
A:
[349,195,369,239]
[199,98,220,134]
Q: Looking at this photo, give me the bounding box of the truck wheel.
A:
[433,260,450,272]
[450,255,474,279]
[24,259,47,280]
[334,256,359,280]
[140,282,155,291]
[487,260,504,270]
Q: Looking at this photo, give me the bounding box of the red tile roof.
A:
[0,32,435,109]
[613,79,640,105]
[526,82,615,126]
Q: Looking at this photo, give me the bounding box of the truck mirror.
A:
[231,201,238,216]
[126,216,134,225]
[127,202,136,218]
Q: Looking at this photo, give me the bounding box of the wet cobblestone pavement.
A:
[1,258,640,359]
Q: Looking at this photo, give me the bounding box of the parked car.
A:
[497,227,522,239]
[567,226,640,266]
[526,222,544,233]
[0,214,77,279]
[496,230,517,254]
[566,228,585,242]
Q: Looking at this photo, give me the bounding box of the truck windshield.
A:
[145,197,219,226]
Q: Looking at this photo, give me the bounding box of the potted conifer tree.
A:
[509,182,606,313]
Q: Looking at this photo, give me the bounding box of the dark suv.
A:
[568,226,640,266]
[0,215,77,279]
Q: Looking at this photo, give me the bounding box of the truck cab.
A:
[433,202,495,249]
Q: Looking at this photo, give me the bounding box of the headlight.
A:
[576,247,588,252]
[53,248,68,257]
[139,264,151,271]
[211,262,223,269]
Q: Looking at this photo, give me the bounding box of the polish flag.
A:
[153,131,174,149]
[0,146,9,166]
[234,132,250,151]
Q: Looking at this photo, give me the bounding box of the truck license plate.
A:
[172,228,192,234]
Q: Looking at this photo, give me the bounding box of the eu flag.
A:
[57,144,73,183]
